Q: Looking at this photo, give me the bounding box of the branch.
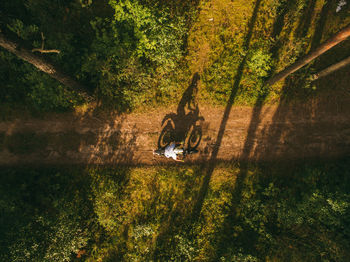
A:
[0,28,94,102]
[32,48,60,54]
[31,32,60,54]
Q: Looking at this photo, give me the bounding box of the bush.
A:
[0,169,92,262]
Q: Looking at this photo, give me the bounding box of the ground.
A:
[1,0,350,167]
[1,89,349,166]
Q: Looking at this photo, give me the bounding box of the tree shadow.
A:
[152,72,206,259]
[210,1,350,259]
[190,0,263,224]
[157,72,204,151]
[0,115,139,166]
[275,0,336,99]
[295,0,317,38]
[251,0,334,161]
[0,166,95,262]
[270,0,297,71]
[86,117,139,166]
[151,164,206,260]
[310,0,332,50]
[239,0,296,162]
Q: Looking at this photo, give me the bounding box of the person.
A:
[164,143,184,162]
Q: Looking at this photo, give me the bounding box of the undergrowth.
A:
[1,0,349,115]
[3,159,349,261]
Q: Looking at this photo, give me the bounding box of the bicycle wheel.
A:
[158,123,175,149]
[187,125,202,150]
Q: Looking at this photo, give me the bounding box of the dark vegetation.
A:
[1,0,349,115]
[1,160,350,261]
[0,0,199,113]
[1,0,350,261]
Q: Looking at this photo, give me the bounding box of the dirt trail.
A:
[1,95,350,166]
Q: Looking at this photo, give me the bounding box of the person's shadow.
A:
[157,72,204,150]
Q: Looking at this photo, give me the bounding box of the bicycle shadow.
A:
[157,72,204,152]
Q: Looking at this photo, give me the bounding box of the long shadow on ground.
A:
[157,72,204,153]
[210,1,350,259]
[152,1,350,260]
[190,0,263,224]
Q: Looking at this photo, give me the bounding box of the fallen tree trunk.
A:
[0,30,94,101]
[311,55,350,81]
[267,24,350,86]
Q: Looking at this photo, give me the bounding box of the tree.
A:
[311,55,350,81]
[267,24,350,86]
[0,28,94,101]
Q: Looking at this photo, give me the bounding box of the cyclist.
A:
[164,143,184,162]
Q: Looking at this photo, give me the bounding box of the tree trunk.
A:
[0,31,94,101]
[267,24,350,86]
[311,56,350,81]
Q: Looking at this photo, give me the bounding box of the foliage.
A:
[87,166,202,261]
[1,0,349,112]
[81,0,189,110]
[247,49,272,78]
[0,168,93,262]
[1,160,350,261]
[186,0,350,105]
[1,0,195,113]
[110,0,185,68]
[84,160,350,261]
[0,0,92,112]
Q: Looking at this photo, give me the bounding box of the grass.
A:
[1,0,349,119]
[1,1,349,261]
[184,0,350,107]
[1,158,349,261]
[86,158,350,261]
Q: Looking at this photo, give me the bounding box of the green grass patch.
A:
[187,0,350,106]
[3,159,349,261]
[2,0,349,114]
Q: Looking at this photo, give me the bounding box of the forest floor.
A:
[1,89,350,166]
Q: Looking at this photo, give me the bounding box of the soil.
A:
[1,93,350,166]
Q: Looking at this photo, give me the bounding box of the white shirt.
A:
[164,143,177,160]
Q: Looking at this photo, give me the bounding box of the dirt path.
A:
[1,94,350,166]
